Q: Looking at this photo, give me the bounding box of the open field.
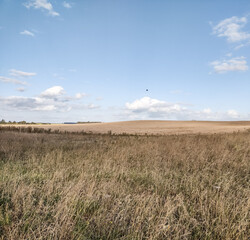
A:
[0,129,249,239]
[5,120,250,135]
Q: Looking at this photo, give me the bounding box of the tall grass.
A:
[0,130,249,239]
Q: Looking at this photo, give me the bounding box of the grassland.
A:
[0,128,249,239]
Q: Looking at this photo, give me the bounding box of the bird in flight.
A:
[146,89,148,91]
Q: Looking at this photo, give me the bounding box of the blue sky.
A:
[0,0,250,122]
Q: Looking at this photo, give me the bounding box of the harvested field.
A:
[6,120,250,135]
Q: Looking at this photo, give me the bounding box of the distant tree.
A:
[0,119,6,124]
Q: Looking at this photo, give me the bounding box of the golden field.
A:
[7,120,250,135]
[0,126,249,239]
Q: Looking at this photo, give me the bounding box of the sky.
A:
[0,0,250,122]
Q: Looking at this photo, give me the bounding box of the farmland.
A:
[0,127,249,239]
[4,120,250,135]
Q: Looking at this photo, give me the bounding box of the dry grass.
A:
[4,120,250,135]
[0,130,249,239]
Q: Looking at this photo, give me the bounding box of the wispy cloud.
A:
[212,16,250,43]
[62,1,72,9]
[234,41,250,50]
[16,87,26,92]
[210,56,248,73]
[225,53,232,57]
[20,30,35,37]
[87,104,99,109]
[24,0,59,16]
[0,76,27,85]
[52,73,65,80]
[9,69,36,77]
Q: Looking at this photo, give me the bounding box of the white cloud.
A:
[210,56,248,73]
[0,76,27,85]
[41,86,89,102]
[227,109,239,119]
[0,87,97,112]
[63,1,72,8]
[41,86,65,98]
[9,69,36,77]
[0,96,59,111]
[75,93,86,99]
[126,97,183,113]
[24,0,59,16]
[124,97,245,120]
[20,30,35,37]
[125,97,186,119]
[36,104,56,111]
[203,108,212,114]
[212,16,250,43]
